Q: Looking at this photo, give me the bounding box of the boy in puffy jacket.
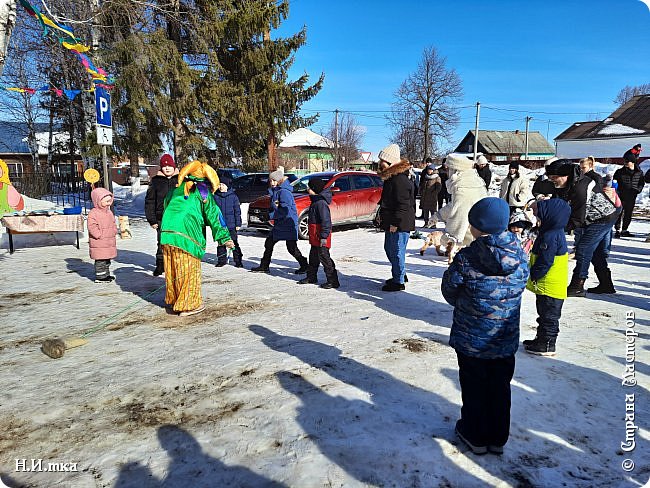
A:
[88,187,118,283]
[298,177,340,289]
[213,176,243,267]
[441,197,528,455]
[524,199,571,356]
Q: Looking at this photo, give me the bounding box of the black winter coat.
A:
[563,174,619,230]
[214,188,242,230]
[378,161,416,232]
[145,173,179,225]
[475,165,492,189]
[613,166,645,197]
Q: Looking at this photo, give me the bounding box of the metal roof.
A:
[0,121,50,154]
[555,95,650,140]
[460,130,554,154]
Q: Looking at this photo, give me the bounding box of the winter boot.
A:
[385,274,408,284]
[298,277,317,285]
[614,230,621,238]
[524,337,556,356]
[566,276,586,297]
[522,336,538,347]
[153,263,164,277]
[620,230,633,238]
[250,265,270,274]
[294,258,309,274]
[587,268,616,294]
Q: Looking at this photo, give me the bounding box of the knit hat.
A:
[445,153,475,171]
[160,154,176,168]
[308,177,326,194]
[378,144,400,165]
[468,197,510,234]
[545,159,574,176]
[269,166,285,182]
[509,162,519,170]
[220,176,232,187]
[476,155,488,166]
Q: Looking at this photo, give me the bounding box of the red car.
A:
[247,171,384,239]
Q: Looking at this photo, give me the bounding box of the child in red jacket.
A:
[88,188,118,283]
[298,177,340,289]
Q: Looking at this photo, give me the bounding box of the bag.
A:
[585,190,617,224]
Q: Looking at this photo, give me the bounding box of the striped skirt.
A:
[162,245,202,312]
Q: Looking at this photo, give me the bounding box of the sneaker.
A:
[94,276,114,283]
[488,445,504,455]
[298,278,317,285]
[620,230,633,237]
[179,304,206,317]
[250,266,270,273]
[524,338,556,356]
[455,420,487,455]
[381,281,405,292]
[320,282,340,289]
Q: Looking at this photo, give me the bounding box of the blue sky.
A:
[277,0,650,156]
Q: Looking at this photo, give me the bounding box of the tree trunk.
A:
[0,0,16,76]
[267,131,277,172]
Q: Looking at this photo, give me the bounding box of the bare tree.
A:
[389,107,423,163]
[614,84,650,105]
[0,0,16,75]
[390,46,462,162]
[325,113,365,167]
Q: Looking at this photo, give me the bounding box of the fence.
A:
[10,171,93,212]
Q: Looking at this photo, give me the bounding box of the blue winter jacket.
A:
[529,199,570,282]
[442,231,529,359]
[213,188,242,230]
[269,179,299,241]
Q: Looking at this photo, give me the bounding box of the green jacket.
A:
[160,184,231,259]
[526,252,568,299]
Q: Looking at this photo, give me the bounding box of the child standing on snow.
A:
[145,154,179,276]
[297,177,340,289]
[441,197,528,455]
[524,198,571,356]
[213,176,243,267]
[87,187,118,283]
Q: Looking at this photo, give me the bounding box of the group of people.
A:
[82,143,646,457]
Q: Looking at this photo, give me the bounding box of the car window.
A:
[254,175,270,187]
[232,175,253,189]
[332,176,351,192]
[352,175,374,190]
[371,176,383,187]
[291,174,329,193]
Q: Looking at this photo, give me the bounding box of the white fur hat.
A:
[446,153,475,171]
[378,144,400,165]
[476,155,489,166]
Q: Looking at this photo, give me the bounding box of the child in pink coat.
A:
[88,188,118,283]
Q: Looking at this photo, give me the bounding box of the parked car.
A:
[217,168,247,181]
[231,172,297,203]
[247,171,383,239]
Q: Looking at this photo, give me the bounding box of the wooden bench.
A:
[1,214,84,254]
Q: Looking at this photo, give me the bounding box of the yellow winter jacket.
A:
[526,252,568,299]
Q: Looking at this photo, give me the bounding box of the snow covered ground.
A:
[0,191,649,488]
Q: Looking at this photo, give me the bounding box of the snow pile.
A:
[112,182,148,218]
[597,124,645,136]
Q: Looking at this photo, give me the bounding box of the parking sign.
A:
[95,87,112,127]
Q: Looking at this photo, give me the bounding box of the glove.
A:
[320,238,328,247]
[224,240,235,249]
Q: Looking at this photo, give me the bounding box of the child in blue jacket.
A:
[441,197,528,455]
[297,177,340,289]
[213,176,243,267]
[524,198,571,356]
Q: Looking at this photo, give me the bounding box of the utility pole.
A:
[334,109,339,170]
[524,116,532,163]
[472,102,480,161]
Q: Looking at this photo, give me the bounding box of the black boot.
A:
[524,337,556,356]
[588,268,616,294]
[567,276,586,297]
[294,258,309,274]
[523,337,538,347]
[153,262,164,276]
[250,265,270,273]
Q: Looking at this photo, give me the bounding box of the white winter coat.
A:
[436,168,488,247]
[499,173,530,208]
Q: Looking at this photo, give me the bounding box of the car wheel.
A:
[372,206,381,228]
[298,213,309,240]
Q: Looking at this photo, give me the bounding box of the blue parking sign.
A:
[95,87,112,127]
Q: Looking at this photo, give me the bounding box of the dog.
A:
[419,231,460,264]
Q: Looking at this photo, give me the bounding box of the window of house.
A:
[6,162,23,177]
